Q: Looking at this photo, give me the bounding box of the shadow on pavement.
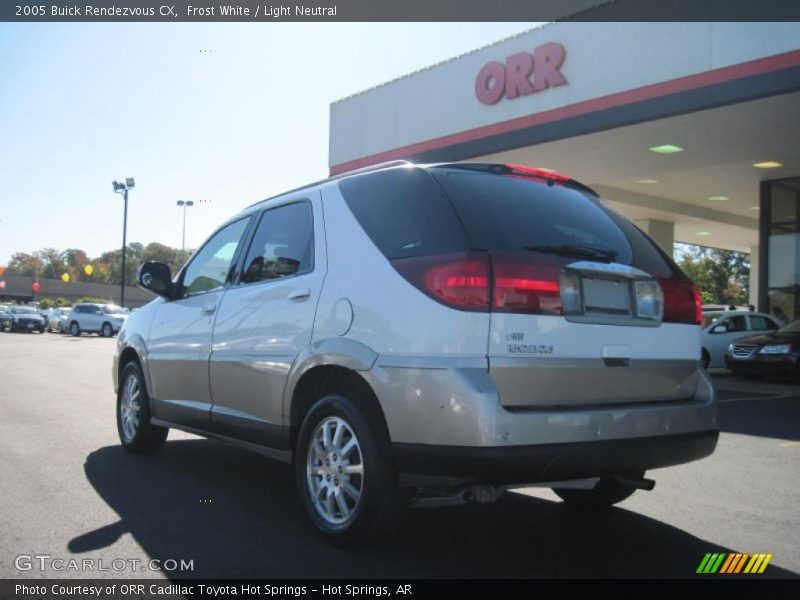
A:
[72,440,797,579]
[718,396,800,441]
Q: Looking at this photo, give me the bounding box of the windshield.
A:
[778,319,800,334]
[11,307,37,314]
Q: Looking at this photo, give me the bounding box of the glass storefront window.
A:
[765,177,800,322]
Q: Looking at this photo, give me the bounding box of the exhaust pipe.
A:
[614,474,656,491]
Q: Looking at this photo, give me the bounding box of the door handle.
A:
[201,303,217,314]
[288,288,311,301]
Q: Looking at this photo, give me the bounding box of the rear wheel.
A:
[295,393,403,545]
[553,472,643,508]
[117,361,168,453]
[69,322,80,336]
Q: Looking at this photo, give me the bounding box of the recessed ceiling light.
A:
[695,231,711,236]
[634,178,658,184]
[752,161,782,169]
[750,206,760,210]
[649,144,683,154]
[707,195,729,201]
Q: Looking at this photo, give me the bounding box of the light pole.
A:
[112,178,135,308]
[176,200,194,252]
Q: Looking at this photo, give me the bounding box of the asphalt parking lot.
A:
[0,332,797,579]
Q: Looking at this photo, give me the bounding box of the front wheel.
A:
[553,472,643,508]
[295,393,403,545]
[69,322,80,336]
[117,361,168,453]
[102,322,113,337]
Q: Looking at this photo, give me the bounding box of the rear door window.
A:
[240,201,314,284]
[750,315,779,331]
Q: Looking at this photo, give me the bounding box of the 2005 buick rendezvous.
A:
[113,162,718,544]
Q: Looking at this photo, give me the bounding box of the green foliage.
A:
[675,243,750,305]
[38,298,54,309]
[77,296,110,304]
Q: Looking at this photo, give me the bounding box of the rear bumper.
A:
[394,430,719,484]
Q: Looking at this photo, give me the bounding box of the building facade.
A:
[329,22,800,320]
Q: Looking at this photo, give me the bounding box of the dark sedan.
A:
[2,306,46,333]
[725,319,800,378]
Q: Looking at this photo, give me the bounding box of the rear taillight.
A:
[660,277,702,324]
[391,251,563,315]
[491,253,562,315]
[392,252,490,311]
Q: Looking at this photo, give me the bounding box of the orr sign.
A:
[475,42,567,105]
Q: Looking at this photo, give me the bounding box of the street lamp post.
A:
[176,200,194,252]
[112,178,135,308]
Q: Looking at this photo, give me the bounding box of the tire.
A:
[701,349,710,370]
[69,322,81,337]
[295,392,403,545]
[553,472,643,508]
[38,327,45,334]
[117,361,168,453]
[102,322,113,337]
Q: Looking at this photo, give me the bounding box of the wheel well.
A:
[118,347,141,377]
[289,365,389,450]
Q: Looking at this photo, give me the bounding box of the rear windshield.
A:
[432,169,679,279]
[338,167,469,259]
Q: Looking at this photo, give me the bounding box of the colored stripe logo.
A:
[697,553,773,574]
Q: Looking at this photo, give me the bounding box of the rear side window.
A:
[338,168,469,259]
[433,169,678,279]
[750,315,778,331]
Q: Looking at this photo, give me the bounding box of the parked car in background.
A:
[2,306,46,333]
[700,311,784,369]
[68,303,127,337]
[114,161,718,544]
[725,319,800,378]
[47,307,72,333]
[0,308,12,331]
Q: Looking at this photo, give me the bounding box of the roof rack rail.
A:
[246,160,415,209]
[332,159,414,179]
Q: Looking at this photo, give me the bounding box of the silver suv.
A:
[69,303,127,337]
[113,162,718,544]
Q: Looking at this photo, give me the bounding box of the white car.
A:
[67,303,127,337]
[700,311,784,369]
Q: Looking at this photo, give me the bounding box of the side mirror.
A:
[711,324,728,334]
[138,262,173,297]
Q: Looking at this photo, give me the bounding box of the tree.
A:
[7,252,44,277]
[676,244,750,305]
[38,248,65,279]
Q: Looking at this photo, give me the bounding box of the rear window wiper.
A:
[524,244,618,262]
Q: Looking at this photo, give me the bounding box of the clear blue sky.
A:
[0,23,538,265]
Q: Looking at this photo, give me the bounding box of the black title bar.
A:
[2,0,800,22]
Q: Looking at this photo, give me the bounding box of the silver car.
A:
[47,307,72,333]
[113,162,718,544]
